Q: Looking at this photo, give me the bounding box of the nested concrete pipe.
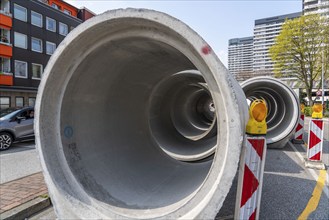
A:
[35,9,248,219]
[241,77,300,148]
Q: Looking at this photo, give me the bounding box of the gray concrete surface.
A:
[0,141,42,184]
[28,206,56,220]
[30,138,329,219]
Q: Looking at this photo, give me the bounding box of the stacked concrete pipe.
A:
[35,9,249,219]
[241,77,300,148]
[35,8,300,219]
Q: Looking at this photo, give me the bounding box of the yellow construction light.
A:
[246,99,268,135]
[312,103,323,119]
[300,104,305,114]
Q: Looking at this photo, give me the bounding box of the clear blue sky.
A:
[67,0,302,67]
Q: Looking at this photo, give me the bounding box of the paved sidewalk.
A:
[0,172,48,214]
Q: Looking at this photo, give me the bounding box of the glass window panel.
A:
[0,58,11,73]
[15,60,27,78]
[28,98,36,107]
[59,22,68,36]
[0,97,10,109]
[46,41,56,55]
[14,32,27,49]
[32,64,43,79]
[14,4,27,22]
[31,11,42,27]
[16,97,24,107]
[64,9,72,15]
[52,3,60,9]
[32,38,42,52]
[46,17,56,32]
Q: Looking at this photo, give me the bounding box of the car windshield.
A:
[0,109,21,120]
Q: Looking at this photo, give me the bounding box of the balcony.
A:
[0,56,12,86]
[0,73,13,86]
[0,12,12,29]
[0,42,12,57]
[0,0,12,29]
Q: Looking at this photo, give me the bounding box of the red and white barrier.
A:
[293,114,304,142]
[235,136,267,220]
[307,119,324,161]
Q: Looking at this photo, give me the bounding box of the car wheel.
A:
[0,132,13,150]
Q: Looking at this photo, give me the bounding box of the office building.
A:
[0,0,95,109]
[228,37,253,80]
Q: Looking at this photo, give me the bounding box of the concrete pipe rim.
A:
[35,8,246,219]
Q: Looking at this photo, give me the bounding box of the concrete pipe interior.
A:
[36,9,247,219]
[241,77,299,148]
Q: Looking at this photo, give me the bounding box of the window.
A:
[51,3,60,10]
[46,17,56,32]
[46,41,56,55]
[14,32,27,49]
[0,29,10,44]
[14,4,27,22]
[32,63,43,79]
[14,60,27,78]
[0,97,10,109]
[0,57,10,73]
[31,37,42,53]
[16,97,24,107]
[59,22,68,36]
[31,11,42,27]
[28,97,36,107]
[63,9,72,15]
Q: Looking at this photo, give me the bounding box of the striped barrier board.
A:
[307,119,324,161]
[235,136,267,220]
[294,114,304,142]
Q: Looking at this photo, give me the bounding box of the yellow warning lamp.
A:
[246,99,268,135]
[311,103,323,119]
[300,104,305,114]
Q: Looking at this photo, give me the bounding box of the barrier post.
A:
[305,103,325,170]
[292,104,305,144]
[235,100,267,220]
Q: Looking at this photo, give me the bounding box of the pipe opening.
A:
[60,37,214,215]
[149,70,217,161]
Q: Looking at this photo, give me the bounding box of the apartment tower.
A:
[253,12,301,77]
[228,37,253,81]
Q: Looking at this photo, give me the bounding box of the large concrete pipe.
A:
[241,77,300,148]
[35,9,248,219]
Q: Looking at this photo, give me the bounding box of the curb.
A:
[0,197,51,220]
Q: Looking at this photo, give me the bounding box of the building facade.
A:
[228,37,253,81]
[303,0,329,16]
[0,0,95,109]
[253,12,301,77]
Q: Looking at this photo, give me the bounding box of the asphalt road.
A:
[3,118,329,219]
[0,140,42,184]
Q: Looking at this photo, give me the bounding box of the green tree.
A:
[269,14,329,106]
